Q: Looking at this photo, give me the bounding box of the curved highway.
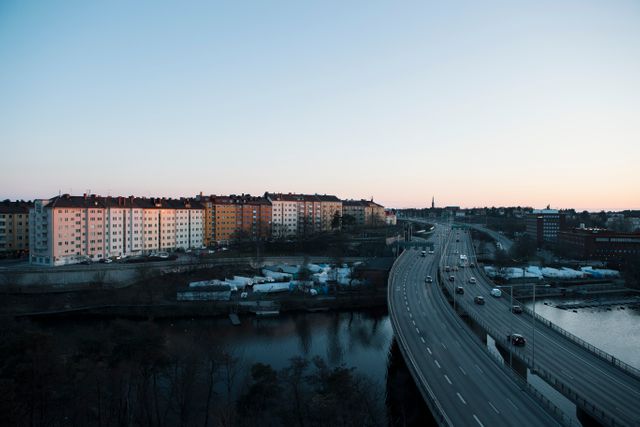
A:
[388,226,561,426]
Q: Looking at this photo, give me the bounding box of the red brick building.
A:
[558,228,640,261]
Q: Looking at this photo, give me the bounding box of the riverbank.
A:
[8,288,388,320]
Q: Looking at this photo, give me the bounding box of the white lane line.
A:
[459,366,467,375]
[441,343,447,350]
[475,364,484,374]
[434,360,441,369]
[444,374,452,385]
[408,312,412,319]
[416,327,420,334]
[473,414,484,427]
[506,398,518,410]
[420,337,426,344]
[427,347,432,355]
[412,320,416,326]
[457,392,466,404]
[488,401,500,414]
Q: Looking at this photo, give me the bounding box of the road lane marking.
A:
[441,343,447,350]
[408,312,412,318]
[475,364,483,374]
[459,366,467,375]
[420,337,426,344]
[506,398,518,410]
[434,360,441,368]
[444,375,452,385]
[427,347,432,355]
[416,327,420,334]
[412,320,416,326]
[457,392,466,404]
[488,401,500,414]
[473,415,484,427]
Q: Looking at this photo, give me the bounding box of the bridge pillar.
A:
[495,342,528,378]
[386,340,437,426]
[576,407,603,427]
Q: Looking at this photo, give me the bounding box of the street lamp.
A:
[498,284,515,368]
[498,281,550,369]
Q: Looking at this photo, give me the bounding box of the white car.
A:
[491,288,502,298]
[425,276,433,283]
[469,277,476,284]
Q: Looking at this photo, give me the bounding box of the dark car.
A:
[511,305,523,314]
[507,334,526,346]
[449,275,455,282]
[455,286,464,295]
[474,296,485,305]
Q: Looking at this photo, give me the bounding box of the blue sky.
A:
[1,0,639,210]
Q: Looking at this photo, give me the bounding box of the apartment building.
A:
[29,194,204,266]
[0,200,32,256]
[266,193,342,238]
[267,193,302,238]
[317,195,343,232]
[342,199,385,227]
[200,194,271,244]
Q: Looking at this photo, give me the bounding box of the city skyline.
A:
[2,1,639,211]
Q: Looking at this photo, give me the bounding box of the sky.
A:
[1,0,639,211]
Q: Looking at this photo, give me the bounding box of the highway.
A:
[443,229,640,426]
[388,225,562,426]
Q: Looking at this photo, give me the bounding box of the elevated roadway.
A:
[388,226,562,426]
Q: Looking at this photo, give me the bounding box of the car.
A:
[456,239,459,242]
[453,266,459,271]
[469,277,476,284]
[507,333,526,346]
[445,266,451,272]
[455,286,464,294]
[428,250,434,255]
[469,262,475,268]
[425,276,433,283]
[474,296,485,305]
[490,288,502,297]
[511,305,523,314]
[420,250,427,257]
[449,275,455,282]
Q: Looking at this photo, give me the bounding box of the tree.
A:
[331,212,342,230]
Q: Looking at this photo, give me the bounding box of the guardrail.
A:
[387,253,453,427]
[467,239,640,382]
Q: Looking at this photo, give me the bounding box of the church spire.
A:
[431,196,435,209]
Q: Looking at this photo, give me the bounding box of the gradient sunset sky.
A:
[1,1,639,211]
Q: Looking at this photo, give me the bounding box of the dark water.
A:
[526,297,640,369]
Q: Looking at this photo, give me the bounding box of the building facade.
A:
[201,194,271,244]
[526,209,566,246]
[342,199,385,227]
[266,193,342,238]
[29,195,204,266]
[558,228,640,262]
[0,200,32,256]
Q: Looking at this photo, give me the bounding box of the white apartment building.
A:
[29,195,205,266]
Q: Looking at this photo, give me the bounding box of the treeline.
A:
[0,319,384,427]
